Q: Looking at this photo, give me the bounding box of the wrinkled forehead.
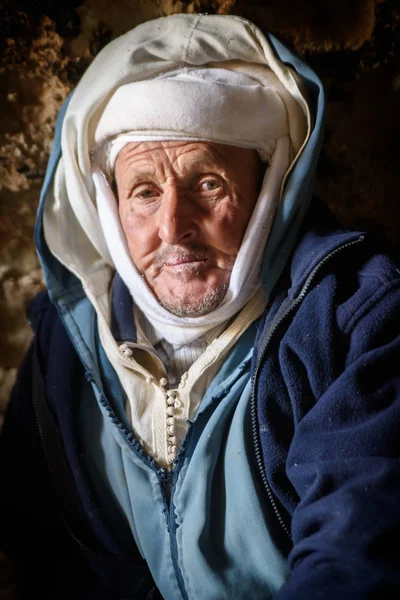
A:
[93,134,273,185]
[115,139,260,168]
[113,140,263,190]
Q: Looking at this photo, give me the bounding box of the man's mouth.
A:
[147,246,220,281]
[164,254,209,267]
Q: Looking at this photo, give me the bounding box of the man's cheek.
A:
[121,213,149,245]
[207,207,245,251]
[127,230,159,271]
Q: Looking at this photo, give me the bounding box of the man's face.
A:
[115,140,263,317]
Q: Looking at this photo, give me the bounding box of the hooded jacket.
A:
[2,14,400,600]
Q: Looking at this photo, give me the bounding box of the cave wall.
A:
[1,0,399,423]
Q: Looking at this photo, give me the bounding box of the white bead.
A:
[167,396,175,405]
[119,343,128,352]
[159,377,168,387]
[123,348,133,357]
[166,390,175,397]
[174,400,181,409]
[167,417,174,425]
[168,425,175,434]
[169,445,177,454]
[167,406,175,416]
[169,436,177,444]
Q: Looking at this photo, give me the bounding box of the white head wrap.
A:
[43,14,310,345]
[92,66,302,344]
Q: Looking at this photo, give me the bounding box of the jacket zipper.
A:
[251,234,365,541]
[159,466,189,600]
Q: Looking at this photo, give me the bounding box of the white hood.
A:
[43,14,310,344]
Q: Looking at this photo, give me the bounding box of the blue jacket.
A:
[2,197,400,599]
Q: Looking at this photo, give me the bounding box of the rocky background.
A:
[0,0,399,425]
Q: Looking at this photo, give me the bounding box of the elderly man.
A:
[1,13,400,600]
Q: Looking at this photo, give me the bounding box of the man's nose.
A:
[158,185,197,245]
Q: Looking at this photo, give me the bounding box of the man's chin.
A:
[157,283,228,318]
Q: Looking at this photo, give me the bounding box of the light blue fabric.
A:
[80,321,289,599]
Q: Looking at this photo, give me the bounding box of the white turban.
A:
[43,14,310,344]
[91,64,307,344]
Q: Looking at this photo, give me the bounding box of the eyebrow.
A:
[125,171,159,183]
[184,151,221,169]
[119,168,158,196]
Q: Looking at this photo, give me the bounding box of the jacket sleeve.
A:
[276,278,400,599]
[0,294,83,596]
[0,341,54,597]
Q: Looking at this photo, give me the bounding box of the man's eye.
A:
[135,188,156,200]
[200,179,221,192]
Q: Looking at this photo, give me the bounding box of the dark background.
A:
[0,0,399,415]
